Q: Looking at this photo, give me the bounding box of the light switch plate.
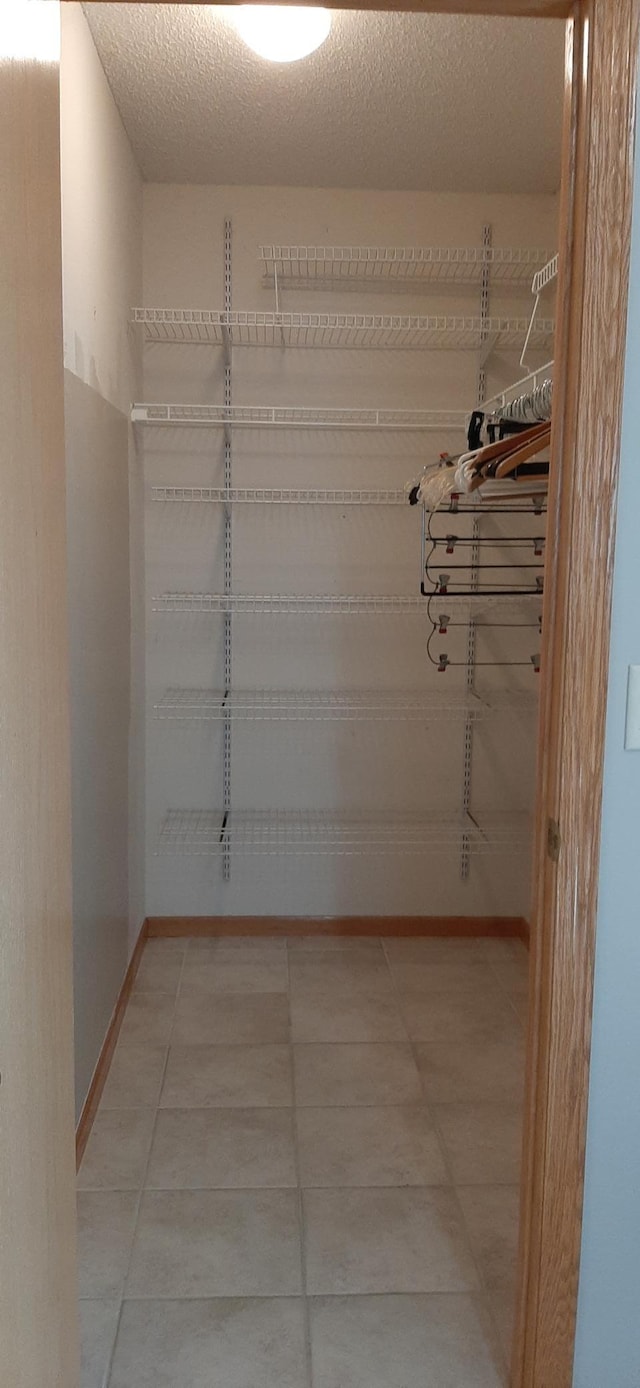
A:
[625,666,640,749]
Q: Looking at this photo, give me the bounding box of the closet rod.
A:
[478,359,554,417]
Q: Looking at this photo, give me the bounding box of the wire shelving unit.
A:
[151,486,408,506]
[260,245,555,287]
[156,808,531,857]
[152,591,543,616]
[132,403,466,431]
[142,220,549,882]
[131,307,555,353]
[153,687,538,722]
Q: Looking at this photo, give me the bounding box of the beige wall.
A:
[60,4,143,1116]
[64,371,132,1113]
[0,2,79,1382]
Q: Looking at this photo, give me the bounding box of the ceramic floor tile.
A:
[291,989,406,1043]
[187,937,287,960]
[480,939,528,963]
[434,1104,522,1185]
[161,1043,293,1108]
[415,1038,525,1104]
[100,1040,168,1110]
[146,1107,297,1188]
[172,992,289,1045]
[180,955,289,996]
[388,959,498,997]
[78,1109,155,1191]
[308,1293,506,1388]
[293,1043,423,1107]
[142,939,187,960]
[510,994,528,1027]
[288,937,383,958]
[383,938,485,966]
[77,1192,139,1299]
[117,993,176,1047]
[489,1286,517,1363]
[288,957,393,997]
[126,1189,302,1297]
[297,1106,448,1187]
[399,989,522,1045]
[79,1299,119,1388]
[109,1297,309,1388]
[134,944,185,993]
[457,1185,520,1292]
[303,1187,478,1294]
[486,955,530,998]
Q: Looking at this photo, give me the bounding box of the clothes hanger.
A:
[456,421,550,493]
[492,427,551,479]
[461,419,550,473]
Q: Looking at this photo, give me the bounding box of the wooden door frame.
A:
[12,0,634,1382]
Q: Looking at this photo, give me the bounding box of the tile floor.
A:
[77,933,528,1388]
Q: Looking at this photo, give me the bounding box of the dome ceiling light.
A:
[231,5,332,63]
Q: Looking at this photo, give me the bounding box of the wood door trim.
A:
[515,1,640,1385]
[70,2,573,15]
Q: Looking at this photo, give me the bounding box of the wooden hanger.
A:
[493,427,551,479]
[464,420,550,493]
[465,420,549,473]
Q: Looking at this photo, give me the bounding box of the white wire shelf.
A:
[153,593,428,615]
[152,592,543,616]
[132,403,466,431]
[131,308,555,352]
[154,687,538,722]
[156,808,531,857]
[151,485,408,506]
[531,253,559,296]
[260,245,556,286]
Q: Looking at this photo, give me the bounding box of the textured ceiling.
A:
[82,5,565,192]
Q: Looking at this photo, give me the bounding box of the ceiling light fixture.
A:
[231,5,331,63]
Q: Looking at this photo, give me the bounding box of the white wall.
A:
[60,4,143,1116]
[572,98,640,1388]
[142,185,557,919]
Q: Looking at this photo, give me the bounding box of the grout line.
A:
[482,945,529,1030]
[102,942,187,1388]
[99,1287,512,1302]
[79,1177,518,1195]
[286,938,314,1388]
[381,938,511,1386]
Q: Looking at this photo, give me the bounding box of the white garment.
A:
[453,450,479,493]
[415,465,456,511]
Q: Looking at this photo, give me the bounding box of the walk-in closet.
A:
[62,5,564,1385]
